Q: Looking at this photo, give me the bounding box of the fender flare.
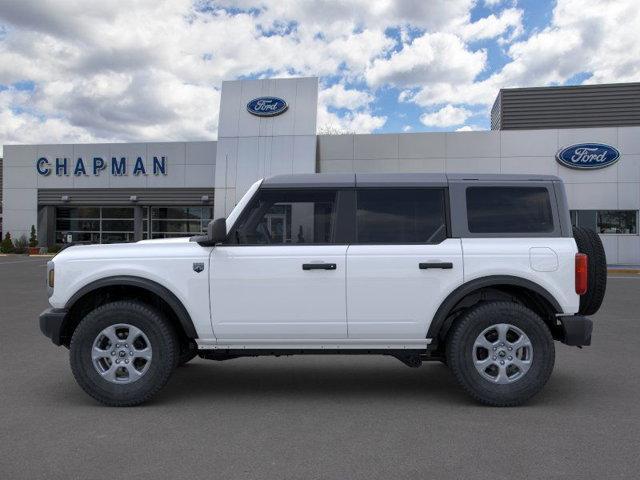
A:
[426,275,562,341]
[65,275,198,339]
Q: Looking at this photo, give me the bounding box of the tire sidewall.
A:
[70,302,177,406]
[447,302,555,406]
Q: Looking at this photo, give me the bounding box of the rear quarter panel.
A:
[462,238,580,314]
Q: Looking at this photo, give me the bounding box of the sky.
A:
[0,0,638,154]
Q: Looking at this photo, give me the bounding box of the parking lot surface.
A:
[1,255,639,479]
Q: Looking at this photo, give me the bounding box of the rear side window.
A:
[466,187,554,233]
[356,188,447,243]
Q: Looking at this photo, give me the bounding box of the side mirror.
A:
[208,218,227,244]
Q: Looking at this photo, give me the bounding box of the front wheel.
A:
[70,301,178,407]
[446,301,555,407]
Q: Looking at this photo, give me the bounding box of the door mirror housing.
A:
[208,218,227,244]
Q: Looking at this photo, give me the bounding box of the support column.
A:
[37,205,56,247]
[133,206,144,241]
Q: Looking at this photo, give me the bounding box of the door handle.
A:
[302,263,337,271]
[419,262,453,270]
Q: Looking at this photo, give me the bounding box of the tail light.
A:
[575,253,588,295]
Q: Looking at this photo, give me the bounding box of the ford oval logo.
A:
[247,97,288,117]
[556,143,620,170]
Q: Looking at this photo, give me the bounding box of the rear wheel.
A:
[446,301,555,407]
[70,301,178,407]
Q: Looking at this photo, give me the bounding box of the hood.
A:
[53,237,204,262]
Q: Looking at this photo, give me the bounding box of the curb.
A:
[608,269,640,275]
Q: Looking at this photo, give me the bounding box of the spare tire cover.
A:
[572,226,607,316]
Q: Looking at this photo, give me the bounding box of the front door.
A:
[346,188,464,339]
[210,188,348,340]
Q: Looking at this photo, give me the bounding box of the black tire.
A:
[446,301,555,407]
[573,226,607,315]
[176,340,198,367]
[70,301,178,407]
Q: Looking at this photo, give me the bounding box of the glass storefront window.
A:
[55,206,135,244]
[146,206,213,239]
[570,210,638,234]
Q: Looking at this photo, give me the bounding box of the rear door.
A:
[346,188,463,339]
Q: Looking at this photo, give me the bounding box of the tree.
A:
[29,225,38,248]
[1,232,15,253]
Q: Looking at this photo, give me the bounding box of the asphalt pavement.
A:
[1,255,639,479]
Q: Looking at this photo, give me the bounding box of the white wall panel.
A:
[4,166,37,189]
[184,165,216,188]
[600,235,619,264]
[617,154,640,183]
[618,127,640,155]
[217,81,242,138]
[398,133,446,158]
[558,128,618,149]
[185,141,216,165]
[4,145,38,167]
[446,156,501,173]
[397,158,446,173]
[500,156,559,175]
[446,131,500,158]
[565,183,619,209]
[501,129,558,157]
[319,159,354,173]
[317,135,354,160]
[617,236,640,264]
[354,134,398,160]
[353,158,399,172]
[617,182,640,209]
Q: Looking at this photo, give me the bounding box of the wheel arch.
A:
[427,275,562,347]
[60,276,198,347]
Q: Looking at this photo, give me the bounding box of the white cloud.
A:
[0,0,638,147]
[420,105,472,127]
[402,125,413,132]
[459,8,523,42]
[404,0,640,111]
[319,84,373,110]
[456,125,484,131]
[366,32,486,88]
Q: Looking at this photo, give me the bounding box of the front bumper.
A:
[558,315,593,346]
[39,308,68,346]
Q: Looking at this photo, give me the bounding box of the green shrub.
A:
[13,235,29,254]
[1,233,15,253]
[29,225,38,248]
[47,244,63,254]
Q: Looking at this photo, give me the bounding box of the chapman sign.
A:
[246,97,288,117]
[556,143,620,170]
[36,156,168,177]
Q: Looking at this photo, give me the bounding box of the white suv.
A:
[39,173,607,407]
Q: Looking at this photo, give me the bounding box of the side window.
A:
[231,189,337,245]
[356,188,447,244]
[466,187,554,234]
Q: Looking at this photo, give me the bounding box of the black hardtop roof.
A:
[261,173,561,188]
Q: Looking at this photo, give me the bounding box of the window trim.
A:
[353,187,450,245]
[448,181,564,238]
[223,187,348,246]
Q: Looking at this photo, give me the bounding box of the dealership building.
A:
[1,78,640,264]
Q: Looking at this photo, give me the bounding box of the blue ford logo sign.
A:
[556,143,620,170]
[247,97,288,117]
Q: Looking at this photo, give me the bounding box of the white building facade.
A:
[2,76,639,264]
